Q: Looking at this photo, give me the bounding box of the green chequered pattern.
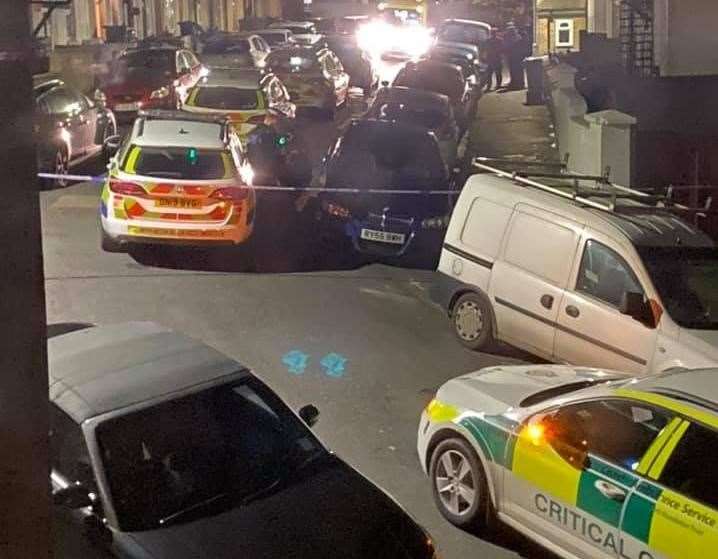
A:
[459,415,517,468]
[622,480,662,544]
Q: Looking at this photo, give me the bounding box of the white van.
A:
[436,167,718,374]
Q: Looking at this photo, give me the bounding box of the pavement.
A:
[48,82,557,559]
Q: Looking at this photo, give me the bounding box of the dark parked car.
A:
[423,45,482,87]
[99,46,205,121]
[317,119,456,266]
[392,59,473,131]
[365,86,460,166]
[436,18,491,50]
[51,322,439,559]
[254,28,295,49]
[34,78,117,188]
[308,16,338,34]
[325,34,377,93]
[201,32,271,68]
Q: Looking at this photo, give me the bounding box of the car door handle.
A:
[540,294,554,310]
[565,305,580,318]
[594,480,626,502]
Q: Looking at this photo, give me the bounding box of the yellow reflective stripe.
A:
[221,153,233,178]
[123,146,141,174]
[186,88,199,107]
[636,417,683,475]
[615,388,718,429]
[426,399,459,423]
[256,91,266,109]
[512,434,582,504]
[648,419,689,479]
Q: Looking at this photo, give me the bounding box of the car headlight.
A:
[150,86,170,99]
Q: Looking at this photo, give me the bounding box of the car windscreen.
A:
[124,146,230,180]
[203,38,250,55]
[639,246,718,330]
[96,377,324,531]
[119,50,174,75]
[372,103,446,130]
[259,32,289,46]
[331,124,445,189]
[393,68,463,102]
[192,87,260,110]
[438,24,490,44]
[267,53,318,72]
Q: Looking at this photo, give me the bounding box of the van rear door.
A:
[490,205,582,360]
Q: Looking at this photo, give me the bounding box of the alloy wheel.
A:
[434,449,477,516]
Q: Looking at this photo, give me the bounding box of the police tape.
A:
[36,172,459,195]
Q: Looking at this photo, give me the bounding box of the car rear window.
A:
[393,68,463,101]
[203,38,250,55]
[438,24,490,44]
[191,87,260,110]
[267,53,318,72]
[122,146,230,180]
[119,50,174,73]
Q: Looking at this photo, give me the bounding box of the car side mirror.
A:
[620,292,654,326]
[53,484,92,509]
[103,134,122,156]
[299,404,320,427]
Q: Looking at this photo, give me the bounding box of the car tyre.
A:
[44,147,69,190]
[452,292,494,351]
[430,437,493,533]
[100,229,125,253]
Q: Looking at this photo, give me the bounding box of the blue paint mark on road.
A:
[320,353,348,378]
[282,350,310,375]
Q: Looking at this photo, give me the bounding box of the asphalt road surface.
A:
[44,60,550,559]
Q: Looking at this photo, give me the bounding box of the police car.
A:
[100,110,255,252]
[417,365,717,559]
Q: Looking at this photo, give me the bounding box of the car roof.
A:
[123,45,178,55]
[406,59,464,77]
[256,28,291,35]
[443,18,492,29]
[460,173,714,249]
[270,20,314,28]
[373,86,451,110]
[49,322,247,424]
[350,117,436,140]
[629,369,718,411]
[130,112,227,149]
[201,68,268,88]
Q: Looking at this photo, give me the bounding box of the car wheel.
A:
[430,437,492,532]
[100,229,125,253]
[452,292,494,350]
[48,147,69,189]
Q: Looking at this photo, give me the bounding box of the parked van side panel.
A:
[489,204,583,360]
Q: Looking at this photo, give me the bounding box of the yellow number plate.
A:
[156,198,201,209]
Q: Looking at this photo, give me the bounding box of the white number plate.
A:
[360,228,405,244]
[115,102,140,111]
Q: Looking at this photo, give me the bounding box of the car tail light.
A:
[109,180,146,196]
[247,114,266,125]
[211,187,248,202]
[321,200,350,218]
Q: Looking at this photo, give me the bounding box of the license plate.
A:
[360,228,405,244]
[156,198,202,209]
[115,102,140,111]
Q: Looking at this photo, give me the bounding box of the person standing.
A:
[484,29,504,91]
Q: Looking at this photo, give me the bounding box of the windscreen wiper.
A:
[158,492,229,527]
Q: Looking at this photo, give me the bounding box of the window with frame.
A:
[576,240,644,308]
[658,422,718,509]
[555,19,574,47]
[547,399,673,470]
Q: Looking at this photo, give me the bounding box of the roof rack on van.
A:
[472,156,716,225]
